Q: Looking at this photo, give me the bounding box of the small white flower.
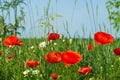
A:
[30,46,34,49]
[54,43,57,46]
[9,45,13,48]
[32,70,39,74]
[23,70,31,75]
[39,42,47,48]
[50,40,52,43]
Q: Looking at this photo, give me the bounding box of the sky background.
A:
[19,0,119,38]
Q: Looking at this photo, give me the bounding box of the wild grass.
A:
[0,38,120,80]
[0,0,120,80]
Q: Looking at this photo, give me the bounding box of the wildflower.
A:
[62,50,82,66]
[113,48,120,56]
[51,72,58,80]
[32,70,39,74]
[94,32,114,45]
[50,40,53,43]
[26,60,40,68]
[54,43,57,46]
[69,38,73,44]
[48,33,60,41]
[30,46,34,49]
[78,66,92,75]
[0,51,2,56]
[7,53,14,59]
[23,69,31,75]
[39,42,47,48]
[45,52,62,63]
[3,35,23,47]
[87,44,93,51]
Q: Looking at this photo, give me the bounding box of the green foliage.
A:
[106,0,120,32]
[0,0,25,38]
[0,38,120,80]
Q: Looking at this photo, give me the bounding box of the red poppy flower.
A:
[45,52,62,63]
[94,32,114,45]
[87,44,93,51]
[78,66,92,75]
[113,48,120,56]
[3,35,24,47]
[0,51,2,56]
[51,72,58,80]
[26,60,40,68]
[62,50,82,66]
[48,33,60,41]
[7,53,14,59]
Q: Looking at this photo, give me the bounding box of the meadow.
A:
[0,0,120,80]
[0,33,120,80]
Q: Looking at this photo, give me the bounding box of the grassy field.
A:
[0,0,120,80]
[0,36,120,80]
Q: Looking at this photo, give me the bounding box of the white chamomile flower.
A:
[39,42,47,48]
[32,70,40,75]
[30,46,34,49]
[54,43,57,46]
[23,70,31,75]
[50,40,52,43]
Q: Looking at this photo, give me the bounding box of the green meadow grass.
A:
[0,38,120,80]
[0,0,120,80]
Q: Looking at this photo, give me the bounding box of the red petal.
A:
[78,66,91,75]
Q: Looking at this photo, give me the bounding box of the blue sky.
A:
[20,0,119,38]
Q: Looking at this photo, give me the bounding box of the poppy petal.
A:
[94,32,114,45]
[45,52,62,63]
[113,48,120,56]
[62,50,82,66]
[78,66,92,75]
[26,60,40,68]
[48,33,60,41]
